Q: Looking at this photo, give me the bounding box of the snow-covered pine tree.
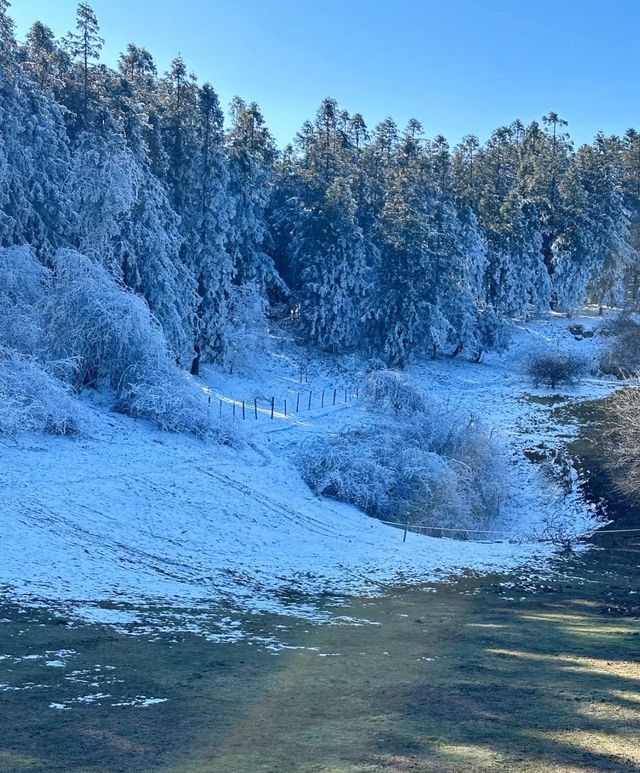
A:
[289,177,370,350]
[374,132,449,366]
[0,8,70,259]
[473,125,550,319]
[66,130,138,278]
[175,81,234,373]
[63,2,103,135]
[553,142,631,311]
[427,135,485,357]
[226,98,281,295]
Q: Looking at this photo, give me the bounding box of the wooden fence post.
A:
[284,399,287,417]
[296,392,300,412]
[242,400,246,420]
[254,398,258,419]
[333,388,337,406]
[308,391,312,410]
[232,401,236,419]
[321,389,325,408]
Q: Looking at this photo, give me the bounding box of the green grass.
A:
[2,558,639,773]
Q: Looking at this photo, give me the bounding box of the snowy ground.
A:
[0,309,621,636]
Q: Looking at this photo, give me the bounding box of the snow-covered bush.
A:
[46,250,169,389]
[45,250,212,436]
[360,369,429,416]
[603,386,640,499]
[526,350,585,389]
[299,408,505,533]
[299,431,394,516]
[0,245,50,355]
[473,307,511,362]
[114,372,207,435]
[0,349,81,436]
[223,283,270,375]
[599,317,640,377]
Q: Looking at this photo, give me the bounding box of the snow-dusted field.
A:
[0,310,619,633]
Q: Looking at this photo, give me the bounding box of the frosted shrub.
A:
[115,371,207,435]
[223,283,270,375]
[0,349,81,436]
[46,250,211,436]
[299,432,393,516]
[599,317,640,378]
[47,250,169,390]
[392,445,467,529]
[360,369,429,416]
[299,412,505,533]
[0,245,50,355]
[526,350,585,389]
[473,307,510,363]
[603,386,640,499]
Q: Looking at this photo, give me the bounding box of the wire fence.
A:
[205,383,360,421]
[377,518,640,544]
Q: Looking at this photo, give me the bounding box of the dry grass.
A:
[602,386,640,498]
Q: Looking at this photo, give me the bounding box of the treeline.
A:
[2,1,640,372]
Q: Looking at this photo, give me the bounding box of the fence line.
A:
[205,382,358,421]
[376,518,639,545]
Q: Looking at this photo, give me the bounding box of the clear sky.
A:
[10,0,640,148]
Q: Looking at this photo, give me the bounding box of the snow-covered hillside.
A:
[0,310,618,635]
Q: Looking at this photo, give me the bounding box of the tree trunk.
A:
[190,344,201,376]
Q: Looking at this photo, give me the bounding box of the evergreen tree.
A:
[226,98,280,294]
[64,3,104,132]
[290,178,370,350]
[375,137,447,366]
[177,81,234,373]
[553,143,631,311]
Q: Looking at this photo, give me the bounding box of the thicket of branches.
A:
[299,372,505,531]
[600,318,640,377]
[0,245,219,437]
[526,351,586,389]
[603,387,640,499]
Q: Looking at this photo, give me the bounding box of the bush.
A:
[299,431,394,516]
[603,387,640,499]
[47,250,170,391]
[299,409,505,533]
[599,317,640,378]
[0,245,51,356]
[114,372,209,436]
[473,306,511,362]
[0,247,236,440]
[45,250,212,437]
[360,369,429,416]
[0,349,81,437]
[526,351,585,389]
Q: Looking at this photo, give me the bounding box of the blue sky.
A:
[10,0,640,148]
